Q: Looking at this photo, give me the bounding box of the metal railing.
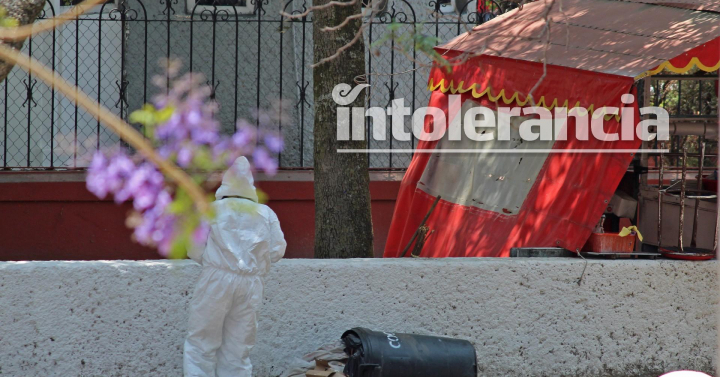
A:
[649,74,719,170]
[0,0,508,170]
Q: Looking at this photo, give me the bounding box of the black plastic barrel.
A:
[341,327,477,377]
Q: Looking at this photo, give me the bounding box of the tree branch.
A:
[280,0,358,20]
[0,43,211,214]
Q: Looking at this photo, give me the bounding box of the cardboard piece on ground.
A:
[315,360,330,368]
[306,370,336,377]
[306,360,347,377]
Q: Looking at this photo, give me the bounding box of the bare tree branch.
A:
[526,0,556,105]
[312,7,376,68]
[321,11,365,32]
[280,0,358,20]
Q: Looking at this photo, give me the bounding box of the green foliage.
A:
[649,69,719,169]
[167,188,193,214]
[0,6,19,28]
[129,104,175,139]
[371,22,450,70]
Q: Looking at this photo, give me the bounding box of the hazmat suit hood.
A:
[215,156,259,202]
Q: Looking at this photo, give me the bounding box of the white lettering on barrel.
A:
[383,331,401,349]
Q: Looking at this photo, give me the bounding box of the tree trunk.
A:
[313,0,373,258]
[0,0,46,83]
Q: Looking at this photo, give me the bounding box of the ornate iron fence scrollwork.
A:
[1,0,518,170]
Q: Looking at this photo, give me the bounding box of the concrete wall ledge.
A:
[0,258,716,376]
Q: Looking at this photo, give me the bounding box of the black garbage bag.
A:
[342,328,477,377]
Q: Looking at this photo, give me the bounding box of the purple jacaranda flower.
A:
[86,171,109,199]
[155,190,172,210]
[193,221,210,245]
[152,213,177,256]
[133,187,159,212]
[253,147,278,175]
[212,139,230,158]
[135,171,165,210]
[86,151,110,198]
[116,164,148,202]
[191,127,219,145]
[151,217,174,244]
[164,118,190,141]
[177,146,194,168]
[264,134,284,153]
[155,113,184,140]
[115,163,165,208]
[157,239,173,256]
[87,61,286,258]
[132,189,175,252]
[185,108,203,127]
[233,122,256,148]
[106,151,134,178]
[158,145,173,159]
[89,150,107,171]
[133,206,157,240]
[105,152,136,201]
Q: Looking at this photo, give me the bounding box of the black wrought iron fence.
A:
[0,0,508,170]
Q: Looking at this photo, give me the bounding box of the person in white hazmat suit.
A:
[184,156,287,377]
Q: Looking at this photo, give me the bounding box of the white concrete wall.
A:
[0,258,717,376]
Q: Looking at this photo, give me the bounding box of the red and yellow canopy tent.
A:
[384,0,720,258]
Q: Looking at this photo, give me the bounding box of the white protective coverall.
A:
[184,157,287,377]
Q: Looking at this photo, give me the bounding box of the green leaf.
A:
[168,236,189,259]
[129,104,158,127]
[0,17,18,28]
[192,148,215,171]
[0,7,18,28]
[256,188,268,204]
[155,106,175,123]
[129,104,175,133]
[167,189,192,214]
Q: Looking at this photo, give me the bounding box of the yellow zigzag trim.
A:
[428,78,620,121]
[635,57,720,81]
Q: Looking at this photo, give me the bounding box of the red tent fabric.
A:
[624,0,720,13]
[384,0,720,258]
[637,37,720,79]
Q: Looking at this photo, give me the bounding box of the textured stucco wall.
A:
[0,258,717,376]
